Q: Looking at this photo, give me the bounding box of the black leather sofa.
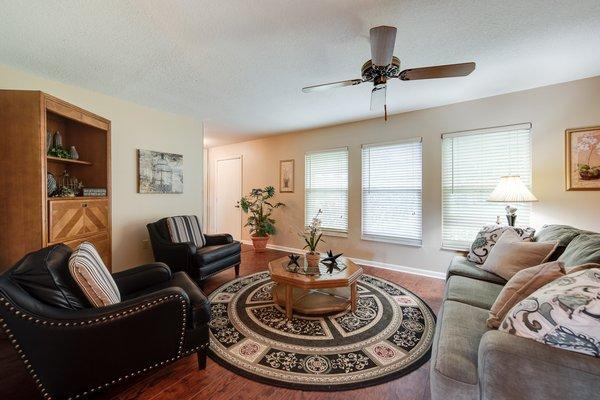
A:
[0,244,210,400]
[147,217,241,282]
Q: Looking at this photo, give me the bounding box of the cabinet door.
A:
[63,232,110,269]
[82,199,109,236]
[48,200,87,243]
[48,198,109,242]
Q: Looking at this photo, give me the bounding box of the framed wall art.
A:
[565,126,600,191]
[279,159,294,193]
[138,149,183,194]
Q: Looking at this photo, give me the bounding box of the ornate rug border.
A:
[206,271,437,392]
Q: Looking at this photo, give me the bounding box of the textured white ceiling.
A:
[1,1,600,146]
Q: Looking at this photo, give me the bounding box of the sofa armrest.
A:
[112,262,172,296]
[478,330,600,400]
[0,287,191,400]
[204,233,234,246]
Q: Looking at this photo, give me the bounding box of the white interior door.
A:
[214,157,242,240]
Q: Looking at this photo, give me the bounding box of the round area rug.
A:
[207,271,436,391]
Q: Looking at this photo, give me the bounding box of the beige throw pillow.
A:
[487,261,565,328]
[69,242,121,307]
[566,263,600,274]
[482,230,558,280]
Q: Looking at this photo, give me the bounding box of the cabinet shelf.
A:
[47,156,92,166]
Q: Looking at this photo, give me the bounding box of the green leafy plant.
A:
[48,147,72,159]
[237,186,284,237]
[300,209,325,253]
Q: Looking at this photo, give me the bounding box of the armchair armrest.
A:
[478,330,600,400]
[112,262,172,296]
[204,233,234,246]
[0,287,191,400]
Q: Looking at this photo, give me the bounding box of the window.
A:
[362,138,423,246]
[442,123,533,249]
[305,148,348,233]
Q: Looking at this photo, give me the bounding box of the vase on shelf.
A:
[70,146,80,160]
[53,130,63,149]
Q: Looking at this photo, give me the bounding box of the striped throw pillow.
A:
[166,215,206,248]
[68,242,121,307]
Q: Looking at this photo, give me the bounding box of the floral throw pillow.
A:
[499,268,600,357]
[467,225,535,264]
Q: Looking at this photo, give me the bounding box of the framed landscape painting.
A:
[565,126,600,191]
[138,149,183,194]
[279,159,294,193]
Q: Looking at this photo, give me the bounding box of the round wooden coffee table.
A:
[267,255,363,319]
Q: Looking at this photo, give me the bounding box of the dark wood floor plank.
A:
[0,245,444,400]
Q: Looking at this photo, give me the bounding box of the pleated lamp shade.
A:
[487,176,538,203]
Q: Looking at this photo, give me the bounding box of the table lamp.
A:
[487,175,538,226]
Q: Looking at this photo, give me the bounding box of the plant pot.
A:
[306,252,321,268]
[251,235,270,252]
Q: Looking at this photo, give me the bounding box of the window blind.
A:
[305,148,348,233]
[362,138,423,246]
[441,123,533,249]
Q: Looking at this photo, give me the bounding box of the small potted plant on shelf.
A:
[301,209,325,269]
[237,186,284,252]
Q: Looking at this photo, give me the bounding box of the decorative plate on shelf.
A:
[47,173,57,196]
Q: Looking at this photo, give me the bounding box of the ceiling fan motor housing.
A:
[361,56,401,82]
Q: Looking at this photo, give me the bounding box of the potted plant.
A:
[237,186,284,252]
[300,210,325,269]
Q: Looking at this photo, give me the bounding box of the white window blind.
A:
[305,148,348,233]
[442,123,533,249]
[361,138,423,246]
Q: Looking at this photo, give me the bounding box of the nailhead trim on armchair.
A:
[0,294,206,400]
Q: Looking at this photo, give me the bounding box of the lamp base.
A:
[506,214,516,227]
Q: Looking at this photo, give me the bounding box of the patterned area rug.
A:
[207,271,436,391]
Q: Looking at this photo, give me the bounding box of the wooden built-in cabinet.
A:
[0,90,111,271]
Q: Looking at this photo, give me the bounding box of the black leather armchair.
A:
[147,217,241,282]
[0,244,210,400]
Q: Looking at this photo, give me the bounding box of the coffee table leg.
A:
[351,282,358,312]
[285,284,293,320]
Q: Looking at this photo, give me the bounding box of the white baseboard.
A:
[240,240,445,280]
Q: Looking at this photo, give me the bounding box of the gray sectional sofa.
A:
[430,225,600,400]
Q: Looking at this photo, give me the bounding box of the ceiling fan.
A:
[302,26,476,121]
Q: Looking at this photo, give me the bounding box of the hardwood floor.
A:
[0,245,444,400]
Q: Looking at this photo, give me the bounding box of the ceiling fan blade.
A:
[370,26,397,67]
[370,85,386,111]
[399,62,476,81]
[302,79,363,93]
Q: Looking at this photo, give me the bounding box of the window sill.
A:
[322,230,348,238]
[440,245,469,253]
[361,235,422,247]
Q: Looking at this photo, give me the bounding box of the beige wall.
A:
[208,76,600,275]
[0,64,204,272]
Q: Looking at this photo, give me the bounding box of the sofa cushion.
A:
[447,256,507,285]
[69,242,121,307]
[558,233,600,268]
[195,242,241,266]
[534,224,590,260]
[481,230,558,280]
[467,225,535,264]
[444,276,504,310]
[166,215,206,248]
[430,301,490,400]
[487,261,565,329]
[9,244,90,310]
